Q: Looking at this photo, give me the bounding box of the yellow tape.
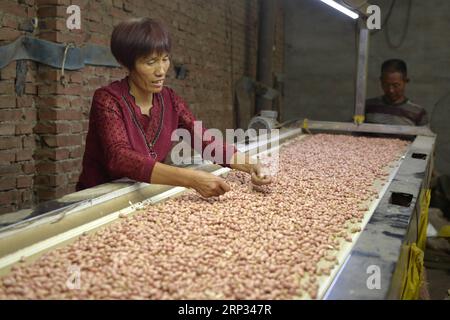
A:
[417,189,431,251]
[303,118,308,130]
[401,243,424,300]
[353,115,365,125]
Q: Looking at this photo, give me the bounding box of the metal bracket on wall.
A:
[0,35,120,70]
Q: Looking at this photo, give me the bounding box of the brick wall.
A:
[0,0,284,213]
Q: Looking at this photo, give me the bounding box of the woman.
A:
[77,17,270,197]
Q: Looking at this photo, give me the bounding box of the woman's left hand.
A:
[249,162,272,186]
[230,152,272,186]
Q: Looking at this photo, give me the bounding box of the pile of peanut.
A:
[0,134,408,299]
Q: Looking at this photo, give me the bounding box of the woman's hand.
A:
[151,162,230,198]
[249,162,272,186]
[229,152,272,186]
[189,170,231,198]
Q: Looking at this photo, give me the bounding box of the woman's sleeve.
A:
[90,90,156,182]
[169,89,236,167]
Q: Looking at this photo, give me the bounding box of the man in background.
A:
[365,59,428,126]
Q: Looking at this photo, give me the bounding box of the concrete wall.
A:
[0,0,285,213]
[283,0,450,176]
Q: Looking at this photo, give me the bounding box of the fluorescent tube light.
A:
[319,0,359,19]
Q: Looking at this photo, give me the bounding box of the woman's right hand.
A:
[189,170,231,198]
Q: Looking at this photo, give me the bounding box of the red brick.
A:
[34,123,56,134]
[38,108,83,121]
[16,149,34,161]
[38,69,61,81]
[0,163,20,175]
[112,0,123,8]
[69,72,83,84]
[25,69,37,82]
[22,162,35,174]
[71,122,83,133]
[37,96,70,108]
[17,176,33,189]
[25,83,38,95]
[0,62,16,80]
[0,151,15,164]
[38,108,61,121]
[0,95,16,108]
[2,15,19,29]
[42,134,82,147]
[87,21,110,34]
[36,185,72,200]
[21,189,33,202]
[36,174,67,187]
[34,122,71,134]
[36,159,81,174]
[59,159,81,172]
[35,161,57,174]
[35,148,69,161]
[37,31,57,42]
[110,67,126,79]
[0,205,16,214]
[0,27,22,41]
[16,96,34,108]
[69,146,83,159]
[0,136,22,150]
[1,2,28,18]
[68,173,79,184]
[37,6,67,18]
[38,31,85,45]
[0,190,20,205]
[81,120,89,132]
[26,3,36,15]
[15,123,34,135]
[57,83,84,96]
[70,97,84,108]
[87,77,107,88]
[22,109,37,122]
[0,81,15,95]
[0,124,15,135]
[39,17,66,31]
[86,8,104,22]
[0,177,16,191]
[22,136,36,148]
[34,175,49,185]
[0,109,22,121]
[36,188,53,200]
[35,0,61,5]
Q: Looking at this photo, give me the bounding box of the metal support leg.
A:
[354,25,370,125]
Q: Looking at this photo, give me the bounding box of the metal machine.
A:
[0,120,436,299]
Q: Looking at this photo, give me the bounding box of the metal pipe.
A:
[256,0,277,115]
[353,23,370,124]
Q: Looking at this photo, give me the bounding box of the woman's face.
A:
[130,52,171,94]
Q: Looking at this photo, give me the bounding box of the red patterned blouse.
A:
[76,77,236,191]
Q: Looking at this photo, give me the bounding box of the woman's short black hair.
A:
[381,59,408,78]
[111,17,171,70]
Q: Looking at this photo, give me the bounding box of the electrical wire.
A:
[385,0,412,49]
[371,0,396,35]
